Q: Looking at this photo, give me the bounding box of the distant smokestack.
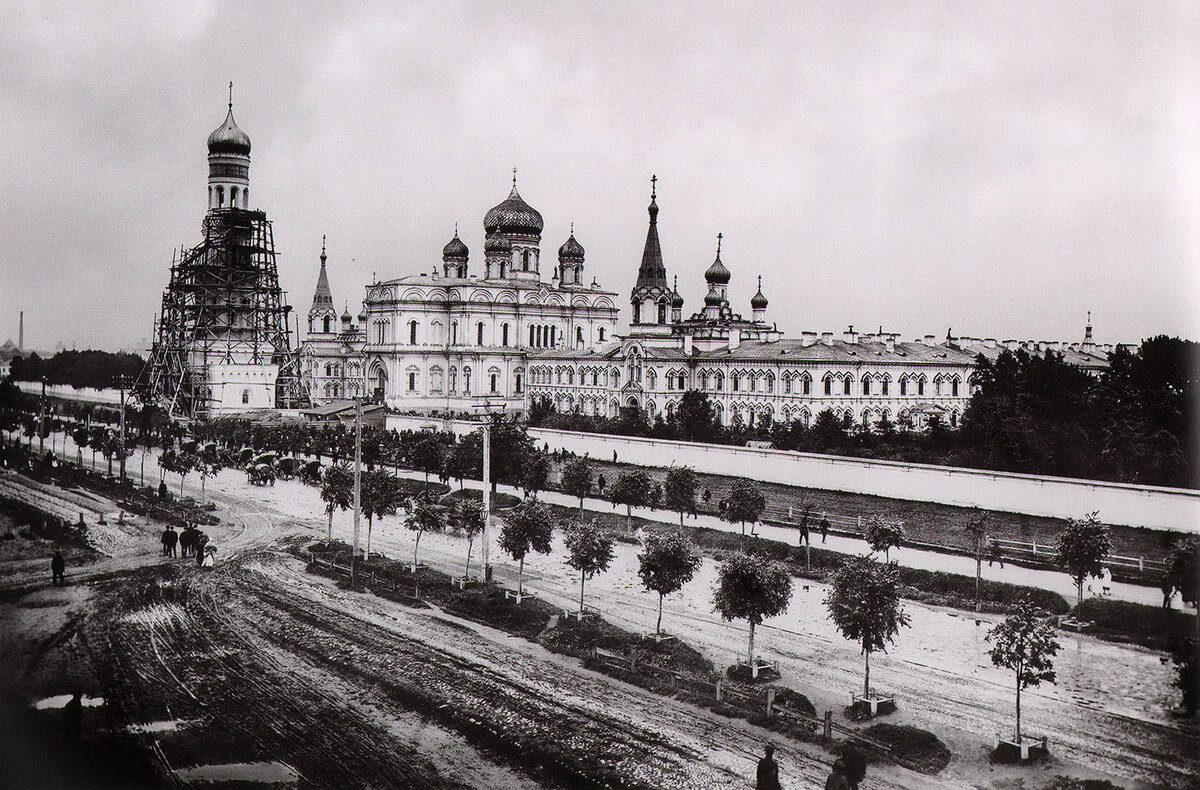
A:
[18,311,23,353]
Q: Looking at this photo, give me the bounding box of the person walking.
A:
[165,526,178,558]
[840,744,866,790]
[756,744,781,790]
[823,760,850,790]
[51,551,65,586]
[194,532,209,566]
[161,527,173,557]
[819,516,829,543]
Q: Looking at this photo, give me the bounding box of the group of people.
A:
[757,743,866,790]
[161,524,215,567]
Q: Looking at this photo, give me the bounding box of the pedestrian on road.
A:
[161,528,173,557]
[597,474,606,494]
[840,744,866,789]
[798,514,810,547]
[158,480,168,499]
[613,450,618,463]
[987,539,1004,568]
[165,526,178,558]
[51,551,65,586]
[194,532,209,566]
[756,744,781,790]
[823,760,850,790]
[820,517,829,543]
[1161,577,1176,609]
[702,488,711,504]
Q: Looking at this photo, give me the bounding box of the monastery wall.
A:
[528,427,1200,533]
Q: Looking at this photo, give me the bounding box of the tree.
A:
[406,500,445,573]
[362,468,403,557]
[673,389,717,442]
[455,499,486,580]
[565,521,615,615]
[713,553,792,675]
[319,465,354,540]
[1170,636,1198,716]
[522,450,552,499]
[663,466,698,527]
[863,516,905,560]
[499,498,555,598]
[609,470,653,531]
[159,448,196,497]
[560,457,593,522]
[412,435,444,487]
[825,554,911,700]
[71,425,89,467]
[1165,536,1200,620]
[1055,512,1111,605]
[987,599,1060,744]
[722,479,766,539]
[638,531,701,635]
[964,512,989,612]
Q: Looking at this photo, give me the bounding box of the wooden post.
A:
[823,710,833,741]
[630,652,638,675]
[715,677,723,703]
[765,687,777,718]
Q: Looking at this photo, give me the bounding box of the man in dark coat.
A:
[194,532,209,566]
[840,744,866,789]
[51,551,66,586]
[823,760,850,790]
[161,528,173,557]
[164,526,178,557]
[756,743,781,790]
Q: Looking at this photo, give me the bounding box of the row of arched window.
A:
[209,185,248,210]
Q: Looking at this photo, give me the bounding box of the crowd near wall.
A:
[16,381,122,406]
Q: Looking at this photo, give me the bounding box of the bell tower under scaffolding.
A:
[139,92,306,419]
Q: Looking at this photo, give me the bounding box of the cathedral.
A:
[302,176,1114,432]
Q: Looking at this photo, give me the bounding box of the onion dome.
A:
[484,172,543,235]
[207,103,251,155]
[357,307,367,324]
[671,276,684,308]
[442,226,469,261]
[484,233,512,254]
[558,226,585,262]
[704,287,724,307]
[704,233,730,285]
[751,276,768,309]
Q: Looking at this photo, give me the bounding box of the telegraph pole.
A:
[351,397,362,585]
[117,376,128,483]
[481,420,491,582]
[38,377,46,457]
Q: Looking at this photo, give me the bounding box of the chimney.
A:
[683,334,693,355]
[923,334,935,345]
[885,334,896,353]
[801,331,818,346]
[820,332,834,346]
[983,337,996,348]
[844,324,858,344]
[18,311,23,353]
[728,330,740,351]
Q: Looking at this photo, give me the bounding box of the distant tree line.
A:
[528,336,1198,489]
[9,350,145,391]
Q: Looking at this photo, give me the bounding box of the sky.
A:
[1,1,1197,354]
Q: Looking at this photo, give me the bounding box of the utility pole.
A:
[38,377,46,457]
[481,420,491,582]
[351,396,362,585]
[117,376,128,484]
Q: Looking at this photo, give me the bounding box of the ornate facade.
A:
[300,237,367,403]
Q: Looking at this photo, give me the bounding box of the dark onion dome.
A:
[341,306,352,322]
[558,231,585,262]
[357,308,367,323]
[704,286,724,307]
[207,105,251,155]
[484,182,544,235]
[484,232,512,253]
[442,231,469,261]
[672,289,684,308]
[704,233,730,284]
[751,276,768,309]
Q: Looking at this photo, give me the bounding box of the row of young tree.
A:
[530,337,1198,489]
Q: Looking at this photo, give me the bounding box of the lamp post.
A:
[115,375,129,484]
[351,396,362,585]
[471,400,504,583]
[38,376,46,457]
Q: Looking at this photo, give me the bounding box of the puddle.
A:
[34,694,105,710]
[174,762,299,784]
[127,719,189,734]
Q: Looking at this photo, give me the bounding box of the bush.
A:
[1072,598,1197,651]
[863,724,950,774]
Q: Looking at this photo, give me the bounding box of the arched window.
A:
[657,300,667,324]
[765,373,774,393]
[951,377,960,397]
[592,371,599,386]
[515,371,523,394]
[633,302,641,324]
[489,371,499,393]
[463,367,472,394]
[917,376,926,396]
[529,325,536,347]
[216,186,224,206]
[862,376,871,396]
[567,369,574,385]
[230,187,238,206]
[430,366,443,394]
[409,320,418,345]
[477,322,485,345]
[323,315,332,333]
[715,372,724,391]
[881,376,890,396]
[408,372,417,391]
[241,388,250,404]
[523,250,531,271]
[732,374,740,392]
[576,326,584,347]
[646,369,656,389]
[242,188,248,207]
[801,373,811,396]
[843,377,852,396]
[598,327,606,342]
[449,367,457,393]
[824,375,833,396]
[900,377,908,396]
[324,363,332,376]
[451,321,458,344]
